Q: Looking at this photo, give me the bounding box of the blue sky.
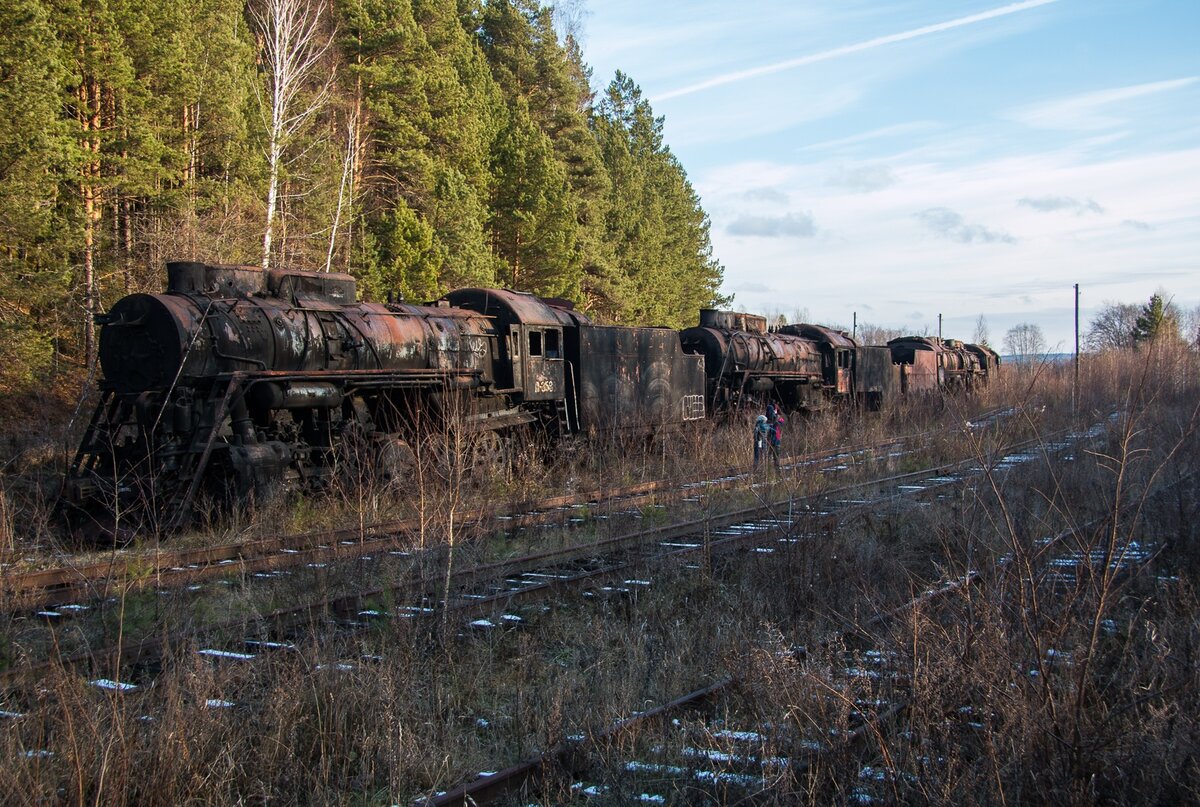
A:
[574,0,1200,349]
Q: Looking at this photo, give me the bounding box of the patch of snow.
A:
[198,649,256,661]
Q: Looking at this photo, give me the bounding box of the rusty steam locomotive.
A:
[60,261,997,534]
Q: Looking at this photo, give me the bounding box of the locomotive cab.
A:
[887,336,942,393]
[441,288,583,431]
[779,323,856,395]
[513,324,564,401]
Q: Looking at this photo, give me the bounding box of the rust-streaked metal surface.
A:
[682,318,846,411]
[573,325,706,431]
[887,335,997,391]
[99,286,499,394]
[441,288,582,329]
[779,322,857,350]
[854,345,900,404]
[440,288,578,402]
[698,309,768,333]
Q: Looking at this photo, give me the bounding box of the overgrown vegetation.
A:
[0,0,725,399]
[0,350,1195,804]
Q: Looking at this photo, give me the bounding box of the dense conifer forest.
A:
[0,0,727,399]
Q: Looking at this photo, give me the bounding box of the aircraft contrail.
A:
[655,0,1060,101]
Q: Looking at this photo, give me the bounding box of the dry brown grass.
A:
[1,353,1196,804]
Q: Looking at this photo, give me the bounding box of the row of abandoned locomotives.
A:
[58,261,998,538]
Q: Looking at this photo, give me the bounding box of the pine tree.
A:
[339,0,501,296]
[51,0,144,368]
[0,0,75,391]
[1131,293,1180,345]
[175,0,262,267]
[480,0,606,302]
[593,71,725,327]
[0,0,731,401]
[490,97,577,297]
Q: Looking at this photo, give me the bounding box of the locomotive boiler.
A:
[680,310,860,412]
[887,336,1000,393]
[63,263,526,533]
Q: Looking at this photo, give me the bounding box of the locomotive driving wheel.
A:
[468,430,509,476]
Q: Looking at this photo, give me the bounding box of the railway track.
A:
[414,423,1138,804]
[6,411,1161,805]
[4,405,1021,611]
[420,505,1163,807]
[3,479,670,610]
[557,510,1165,807]
[0,413,1032,696]
[4,432,928,611]
[7,406,1017,620]
[0,422,1072,755]
[0,447,986,690]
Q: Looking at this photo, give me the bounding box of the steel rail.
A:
[0,442,1014,688]
[1,410,1024,691]
[2,424,939,610]
[413,428,1106,805]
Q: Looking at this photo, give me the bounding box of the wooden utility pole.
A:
[1074,283,1080,414]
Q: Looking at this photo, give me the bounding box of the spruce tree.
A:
[593,71,725,327]
[1132,294,1180,345]
[0,0,75,391]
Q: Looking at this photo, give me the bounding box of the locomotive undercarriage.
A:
[710,374,838,417]
[59,368,528,540]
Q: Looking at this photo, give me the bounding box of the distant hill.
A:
[1000,353,1074,364]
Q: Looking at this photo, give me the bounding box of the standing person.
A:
[753,414,770,469]
[766,404,785,471]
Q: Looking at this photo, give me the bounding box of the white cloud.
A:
[741,187,790,204]
[916,207,1017,244]
[1009,76,1200,131]
[701,145,1200,347]
[727,212,818,238]
[1017,196,1105,215]
[827,164,897,193]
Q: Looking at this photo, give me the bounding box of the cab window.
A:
[545,329,560,359]
[528,330,543,357]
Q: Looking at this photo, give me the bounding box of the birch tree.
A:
[325,112,357,272]
[1003,322,1047,359]
[250,0,333,271]
[973,314,990,347]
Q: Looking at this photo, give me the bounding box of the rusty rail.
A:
[413,427,1111,805]
[1,428,930,610]
[1,411,1025,692]
[0,447,1000,688]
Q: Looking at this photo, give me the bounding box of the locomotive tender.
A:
[60,261,996,534]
